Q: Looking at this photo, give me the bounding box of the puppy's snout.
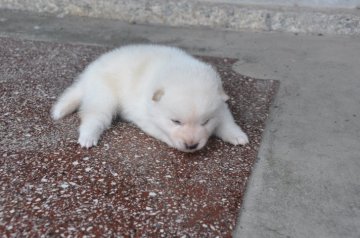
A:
[185,143,199,150]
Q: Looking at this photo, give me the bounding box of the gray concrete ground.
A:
[1,9,360,238]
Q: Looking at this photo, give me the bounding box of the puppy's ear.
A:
[219,87,230,101]
[152,89,164,102]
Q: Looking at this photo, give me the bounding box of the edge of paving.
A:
[233,80,281,237]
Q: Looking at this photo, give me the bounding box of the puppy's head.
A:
[150,64,228,152]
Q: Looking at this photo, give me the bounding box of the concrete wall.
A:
[201,0,360,9]
[0,0,360,35]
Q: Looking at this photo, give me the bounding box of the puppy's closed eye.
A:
[202,119,210,126]
[171,119,182,125]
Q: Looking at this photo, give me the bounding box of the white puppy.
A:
[52,45,248,152]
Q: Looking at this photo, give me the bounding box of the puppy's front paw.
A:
[230,130,249,145]
[78,134,99,148]
[51,105,65,120]
[218,126,249,146]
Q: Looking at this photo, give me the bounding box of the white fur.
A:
[51,45,248,152]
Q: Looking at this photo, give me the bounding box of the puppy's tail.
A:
[51,82,83,120]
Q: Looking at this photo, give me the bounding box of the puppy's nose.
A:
[185,143,199,150]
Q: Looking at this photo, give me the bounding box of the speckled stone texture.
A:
[0,37,279,237]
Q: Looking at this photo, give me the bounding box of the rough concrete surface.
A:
[202,0,360,8]
[1,9,360,238]
[1,0,360,35]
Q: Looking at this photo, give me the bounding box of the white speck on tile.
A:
[72,161,79,166]
[85,167,92,172]
[149,192,157,197]
[82,157,89,161]
[60,182,69,189]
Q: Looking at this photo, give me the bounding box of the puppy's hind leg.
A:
[215,104,249,145]
[78,89,117,148]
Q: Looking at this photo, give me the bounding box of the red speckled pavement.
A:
[0,37,278,237]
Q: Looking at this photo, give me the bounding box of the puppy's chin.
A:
[177,147,200,153]
[172,140,207,153]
